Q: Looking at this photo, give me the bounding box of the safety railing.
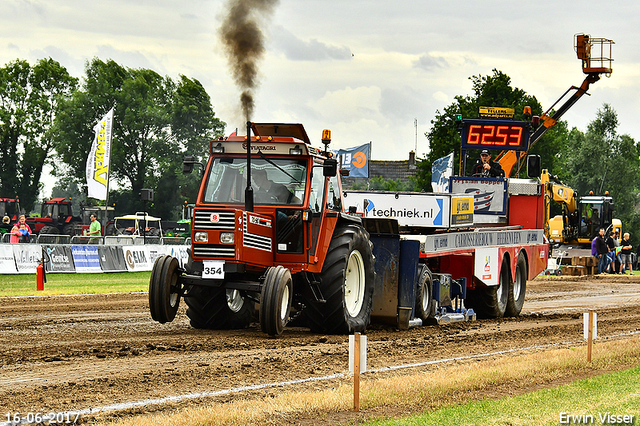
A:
[1,233,189,245]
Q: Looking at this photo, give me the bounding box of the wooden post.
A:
[587,310,593,363]
[354,332,360,412]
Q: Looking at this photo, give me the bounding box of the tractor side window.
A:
[309,164,325,213]
[327,175,342,212]
[43,204,54,218]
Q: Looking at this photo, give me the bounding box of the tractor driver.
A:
[473,149,505,178]
[252,168,297,204]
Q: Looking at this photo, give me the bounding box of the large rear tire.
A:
[185,286,254,330]
[39,226,58,235]
[260,266,293,336]
[149,255,181,323]
[466,255,510,318]
[414,264,434,321]
[63,223,76,236]
[305,224,374,334]
[505,253,527,317]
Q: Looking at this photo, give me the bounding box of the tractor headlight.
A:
[220,232,235,244]
[194,232,208,243]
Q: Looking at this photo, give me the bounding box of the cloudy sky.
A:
[1,0,638,167]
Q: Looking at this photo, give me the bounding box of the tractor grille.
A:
[193,210,235,230]
[243,212,272,252]
[243,233,272,251]
[193,244,235,258]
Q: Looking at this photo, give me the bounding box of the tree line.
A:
[0,57,225,220]
[2,58,638,237]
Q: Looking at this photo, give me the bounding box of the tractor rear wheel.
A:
[185,286,254,329]
[63,223,76,236]
[149,255,181,323]
[259,266,293,336]
[305,224,374,334]
[39,226,57,235]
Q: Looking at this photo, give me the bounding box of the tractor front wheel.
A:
[149,255,181,323]
[259,266,293,336]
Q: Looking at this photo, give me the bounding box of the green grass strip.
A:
[367,366,640,426]
[0,272,151,296]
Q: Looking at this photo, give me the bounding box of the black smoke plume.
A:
[219,0,279,121]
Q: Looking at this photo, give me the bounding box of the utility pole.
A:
[414,118,418,153]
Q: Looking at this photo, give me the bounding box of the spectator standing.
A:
[605,230,617,273]
[619,233,633,275]
[10,215,32,243]
[595,228,610,274]
[87,213,101,243]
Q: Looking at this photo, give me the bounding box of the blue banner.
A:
[71,245,102,273]
[336,143,370,178]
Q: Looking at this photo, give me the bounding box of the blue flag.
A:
[336,143,370,178]
[431,152,454,192]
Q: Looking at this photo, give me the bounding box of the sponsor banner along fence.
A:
[0,244,187,274]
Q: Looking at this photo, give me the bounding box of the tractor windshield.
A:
[203,157,307,206]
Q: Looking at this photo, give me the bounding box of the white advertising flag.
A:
[86,108,114,200]
[431,152,454,193]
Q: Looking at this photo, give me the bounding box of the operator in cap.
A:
[252,168,297,204]
[472,149,505,178]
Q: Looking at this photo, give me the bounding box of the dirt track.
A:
[1,275,640,425]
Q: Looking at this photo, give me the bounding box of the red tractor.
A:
[26,197,84,235]
[0,197,22,235]
[149,123,374,336]
[0,197,21,222]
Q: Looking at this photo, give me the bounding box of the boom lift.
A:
[496,34,614,177]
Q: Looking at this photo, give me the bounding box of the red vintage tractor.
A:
[149,123,375,336]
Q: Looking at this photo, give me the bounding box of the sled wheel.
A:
[260,266,293,336]
[305,224,374,334]
[149,255,181,323]
[414,264,434,320]
[467,255,510,318]
[506,253,527,317]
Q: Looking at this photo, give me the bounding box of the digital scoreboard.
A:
[461,119,530,151]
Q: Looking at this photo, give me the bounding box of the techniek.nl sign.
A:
[344,192,449,228]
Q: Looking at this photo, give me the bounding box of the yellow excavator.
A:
[540,170,620,246]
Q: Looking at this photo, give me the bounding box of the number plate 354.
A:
[203,260,225,279]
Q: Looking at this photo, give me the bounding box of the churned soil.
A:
[0,274,639,424]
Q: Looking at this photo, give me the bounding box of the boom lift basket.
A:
[575,34,614,76]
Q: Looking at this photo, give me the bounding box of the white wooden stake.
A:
[587,310,594,363]
[354,332,360,412]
